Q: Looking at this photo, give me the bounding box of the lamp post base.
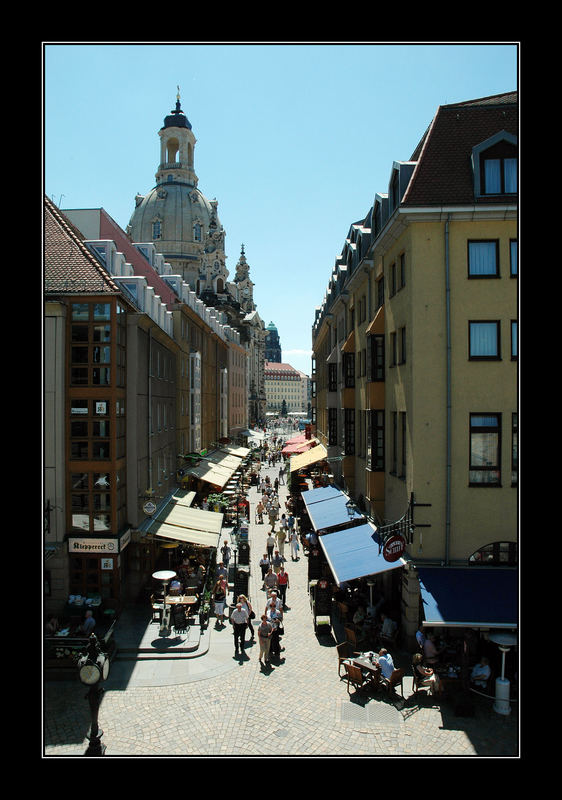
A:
[85,729,106,756]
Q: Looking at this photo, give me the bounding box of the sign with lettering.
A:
[382,534,406,562]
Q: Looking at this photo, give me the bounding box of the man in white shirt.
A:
[377,648,395,680]
[230,602,249,656]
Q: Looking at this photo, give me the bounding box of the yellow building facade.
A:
[312,93,518,647]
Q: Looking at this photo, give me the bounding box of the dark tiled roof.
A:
[44,196,122,295]
[403,92,518,207]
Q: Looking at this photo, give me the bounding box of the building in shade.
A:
[265,321,282,362]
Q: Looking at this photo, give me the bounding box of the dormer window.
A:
[472,131,517,198]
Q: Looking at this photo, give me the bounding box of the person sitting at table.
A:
[412,652,443,695]
[423,633,443,665]
[79,609,96,636]
[45,615,60,636]
[353,605,366,629]
[378,648,405,693]
[169,577,183,596]
[380,612,397,642]
[470,656,491,689]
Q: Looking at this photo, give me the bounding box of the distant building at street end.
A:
[265,361,309,415]
[265,321,282,362]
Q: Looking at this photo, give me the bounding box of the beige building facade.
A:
[312,93,518,647]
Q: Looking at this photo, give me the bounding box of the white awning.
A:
[153,504,223,534]
[150,522,221,549]
[289,444,328,472]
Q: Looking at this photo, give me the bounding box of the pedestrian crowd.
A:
[211,431,299,667]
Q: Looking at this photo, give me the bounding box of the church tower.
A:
[265,321,282,362]
[127,89,228,295]
[234,244,255,313]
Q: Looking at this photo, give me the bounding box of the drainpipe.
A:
[444,215,451,566]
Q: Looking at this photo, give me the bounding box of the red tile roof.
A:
[44,196,122,295]
[97,209,180,307]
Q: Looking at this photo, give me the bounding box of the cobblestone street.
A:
[44,460,519,758]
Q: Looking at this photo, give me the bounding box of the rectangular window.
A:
[390,263,396,296]
[328,407,338,446]
[510,240,518,277]
[368,335,384,381]
[391,332,397,367]
[377,277,385,310]
[469,321,501,359]
[399,327,406,364]
[400,412,407,478]
[511,321,517,360]
[344,409,355,455]
[469,413,501,486]
[512,413,517,486]
[343,353,355,388]
[367,410,385,471]
[400,253,406,288]
[391,412,397,474]
[468,241,499,277]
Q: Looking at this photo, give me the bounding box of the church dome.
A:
[127,183,218,263]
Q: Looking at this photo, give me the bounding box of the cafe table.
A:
[165,595,198,606]
[352,653,382,690]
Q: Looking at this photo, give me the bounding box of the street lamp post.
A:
[77,634,110,756]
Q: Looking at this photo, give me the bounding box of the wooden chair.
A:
[344,662,376,696]
[151,594,164,624]
[411,671,433,697]
[381,667,405,698]
[336,641,360,677]
[336,601,350,623]
[344,625,367,651]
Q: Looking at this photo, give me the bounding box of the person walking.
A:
[272,550,286,575]
[266,532,276,560]
[259,553,270,587]
[238,594,255,642]
[220,539,232,568]
[212,575,228,627]
[257,614,273,665]
[263,567,278,595]
[278,465,285,485]
[230,601,249,657]
[289,529,299,561]
[266,600,284,658]
[277,566,289,608]
[256,500,265,524]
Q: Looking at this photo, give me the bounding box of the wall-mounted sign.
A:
[143,500,157,516]
[382,534,406,562]
[101,558,114,570]
[95,401,107,415]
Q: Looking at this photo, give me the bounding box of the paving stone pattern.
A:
[44,459,519,757]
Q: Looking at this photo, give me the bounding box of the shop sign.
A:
[382,534,406,562]
[68,537,119,554]
[101,558,114,570]
[143,500,157,516]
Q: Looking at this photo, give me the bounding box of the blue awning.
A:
[319,523,405,585]
[302,486,364,532]
[417,567,518,629]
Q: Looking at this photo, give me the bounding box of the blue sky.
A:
[44,42,518,375]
